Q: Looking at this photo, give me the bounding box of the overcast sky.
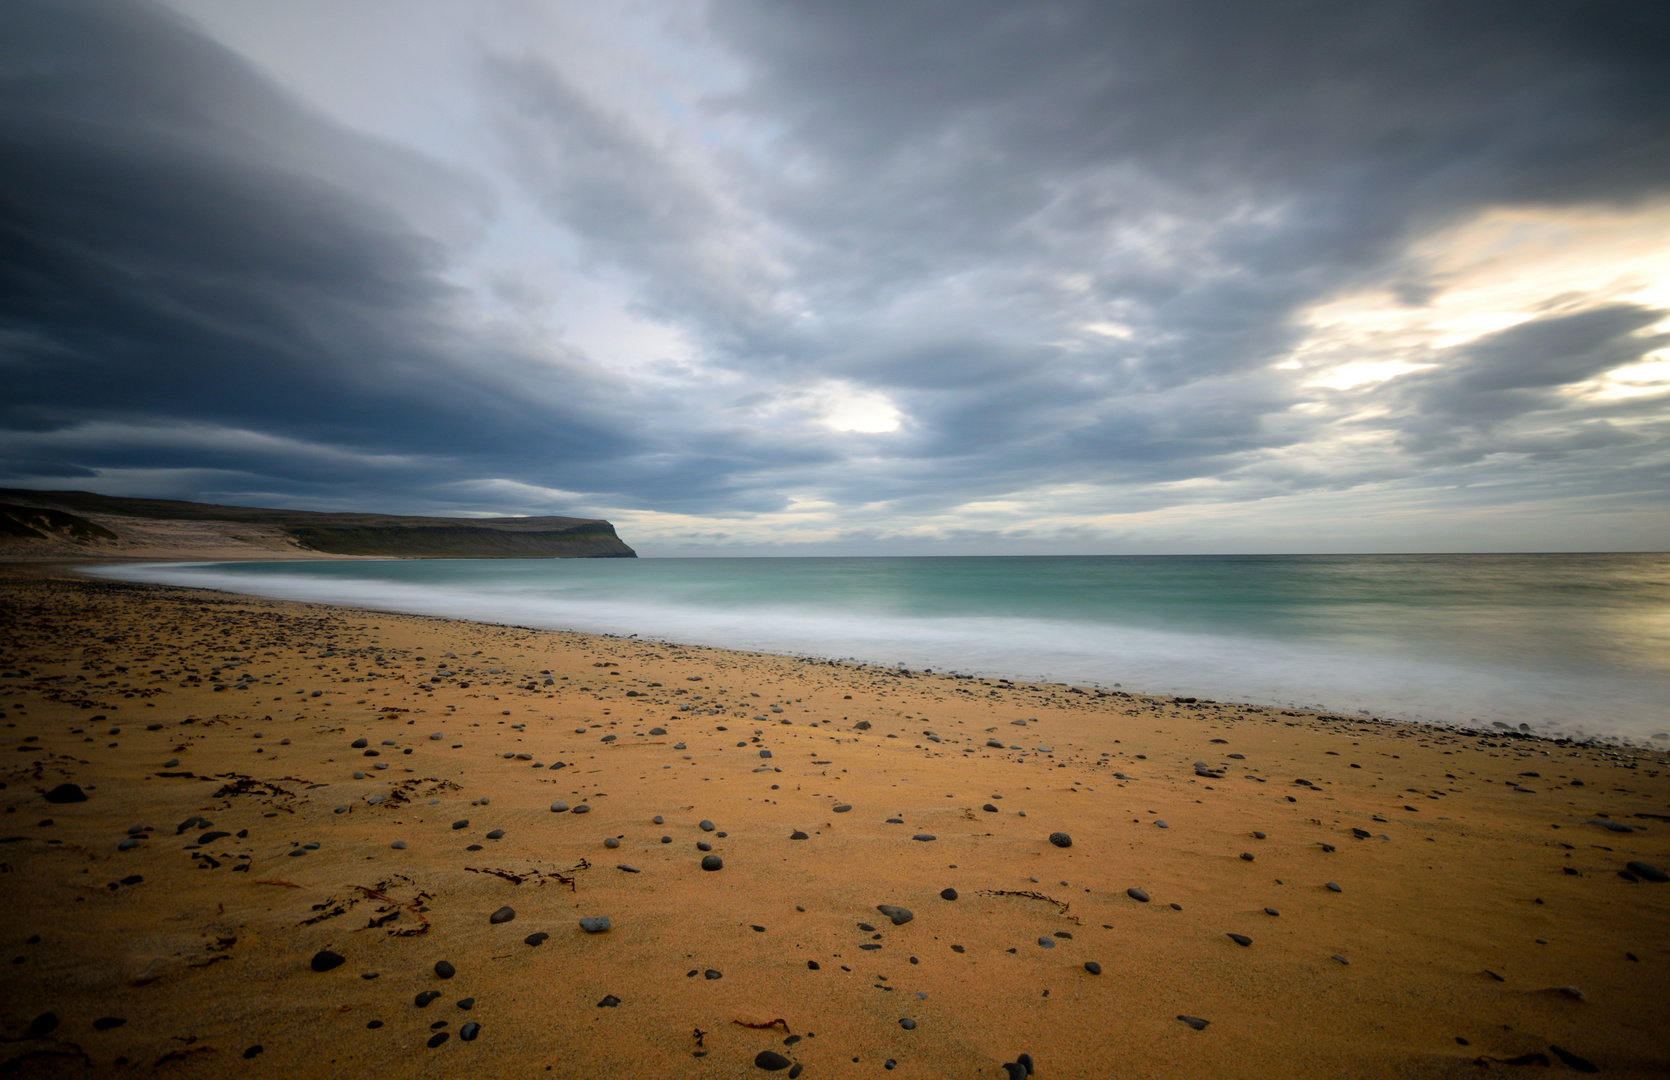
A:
[3,1,1667,554]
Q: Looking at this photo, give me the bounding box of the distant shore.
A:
[1,565,1667,1077]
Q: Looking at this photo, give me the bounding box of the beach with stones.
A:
[1,567,1668,1077]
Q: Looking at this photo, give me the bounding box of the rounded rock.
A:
[1048,832,1072,848]
[434,960,456,978]
[579,916,611,933]
[899,1017,917,1030]
[310,950,345,973]
[1627,861,1668,883]
[1126,887,1151,903]
[549,801,569,813]
[701,854,723,871]
[460,1021,481,1041]
[755,1050,793,1071]
[604,837,620,849]
[489,906,515,925]
[1084,961,1102,974]
[451,819,468,830]
[940,888,958,901]
[699,819,716,832]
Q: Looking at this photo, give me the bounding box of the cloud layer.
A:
[2,0,1667,551]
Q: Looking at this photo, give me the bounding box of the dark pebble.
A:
[1048,832,1072,848]
[1549,1046,1599,1073]
[900,1017,917,1030]
[756,1049,793,1070]
[572,804,592,815]
[1003,1066,1027,1080]
[705,969,723,980]
[311,950,345,972]
[451,819,468,830]
[983,804,998,812]
[1018,1053,1034,1074]
[1127,888,1150,903]
[1178,1015,1209,1030]
[1331,954,1349,965]
[597,995,621,1007]
[415,991,441,1006]
[791,831,809,840]
[435,960,456,978]
[199,831,231,844]
[700,820,716,831]
[1352,828,1371,839]
[427,1032,449,1048]
[617,864,640,873]
[352,738,368,748]
[1626,861,1668,882]
[789,1065,803,1079]
[702,855,723,871]
[525,932,549,946]
[1265,907,1279,916]
[697,841,713,851]
[92,1017,126,1031]
[604,837,620,849]
[550,801,569,812]
[1252,831,1266,839]
[1038,937,1055,948]
[27,1013,59,1039]
[580,916,611,933]
[1085,961,1102,974]
[44,784,87,804]
[1227,933,1252,946]
[912,834,936,842]
[941,888,958,901]
[808,960,820,970]
[1325,881,1342,892]
[367,1021,383,1029]
[489,906,515,924]
[1239,852,1254,861]
[662,836,672,843]
[833,804,852,813]
[460,1021,481,1041]
[486,829,505,840]
[243,1045,263,1059]
[457,998,474,1009]
[877,905,913,925]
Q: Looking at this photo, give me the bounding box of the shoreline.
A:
[2,566,1667,1077]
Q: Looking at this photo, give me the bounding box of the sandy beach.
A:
[2,566,1667,1079]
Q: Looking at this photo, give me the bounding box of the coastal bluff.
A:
[0,489,636,561]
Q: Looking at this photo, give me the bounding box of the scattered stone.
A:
[791,831,809,840]
[1227,933,1252,947]
[756,1050,793,1070]
[912,834,936,842]
[983,804,998,812]
[1084,961,1102,974]
[434,960,456,979]
[580,917,612,933]
[43,784,86,804]
[604,837,620,849]
[617,864,640,873]
[877,905,914,925]
[1351,828,1371,839]
[1627,861,1668,883]
[662,836,672,843]
[1331,954,1350,965]
[572,805,591,815]
[1265,907,1279,916]
[1154,821,1168,829]
[940,888,958,901]
[899,1018,917,1030]
[697,841,713,851]
[705,969,723,980]
[1177,1015,1209,1031]
[92,1017,126,1031]
[460,1021,481,1041]
[700,820,716,831]
[702,855,723,871]
[653,815,665,824]
[833,804,852,813]
[489,906,515,925]
[391,841,406,850]
[525,932,549,946]
[486,829,505,840]
[1038,937,1055,948]
[415,991,441,1007]
[451,820,468,830]
[1325,882,1342,893]
[311,950,345,972]
[1126,888,1150,903]
[26,1013,58,1039]
[1586,819,1634,833]
[427,1032,448,1048]
[1252,831,1266,839]
[243,1045,263,1059]
[550,801,569,813]
[1549,1046,1599,1073]
[1239,852,1254,861]
[1048,832,1072,848]
[597,995,621,1008]
[351,738,368,748]
[457,997,475,1009]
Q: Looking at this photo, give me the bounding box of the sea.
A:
[88,553,1670,745]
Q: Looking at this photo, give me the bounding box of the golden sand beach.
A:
[1,567,1667,1078]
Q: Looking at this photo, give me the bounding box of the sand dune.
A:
[1,568,1666,1078]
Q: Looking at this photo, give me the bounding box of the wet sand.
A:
[2,567,1668,1078]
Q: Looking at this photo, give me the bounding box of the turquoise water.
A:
[90,554,1670,742]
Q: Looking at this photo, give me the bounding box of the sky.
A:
[2,0,1668,555]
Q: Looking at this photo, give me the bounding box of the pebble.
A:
[604,837,620,849]
[457,997,475,1009]
[1038,937,1055,948]
[415,991,441,1007]
[351,738,368,748]
[550,801,569,813]
[1331,954,1350,965]
[243,1045,263,1059]
[700,820,716,831]
[489,906,515,925]
[1325,881,1342,893]
[1084,961,1102,974]
[451,819,468,830]
[702,855,723,871]
[1626,861,1668,882]
[1227,933,1252,946]
[653,815,665,824]
[877,905,914,925]
[486,829,505,840]
[572,805,591,815]
[1239,852,1255,861]
[525,932,549,946]
[983,804,998,812]
[899,1018,917,1030]
[1127,888,1150,903]
[391,841,407,850]
[1154,821,1168,828]
[662,835,673,843]
[427,1032,448,1048]
[310,950,345,973]
[1048,832,1072,848]
[92,1017,126,1031]
[597,995,621,1007]
[791,831,809,840]
[940,888,958,901]
[435,960,456,978]
[705,969,723,980]
[833,804,852,813]
[1265,907,1279,916]
[117,838,139,851]
[43,784,86,804]
[697,841,713,851]
[1178,1015,1209,1031]
[912,834,937,842]
[580,916,611,933]
[755,1050,793,1070]
[1253,831,1266,839]
[460,1021,481,1041]
[27,1013,59,1038]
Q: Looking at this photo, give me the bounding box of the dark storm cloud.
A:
[0,0,639,509]
[1,0,1667,538]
